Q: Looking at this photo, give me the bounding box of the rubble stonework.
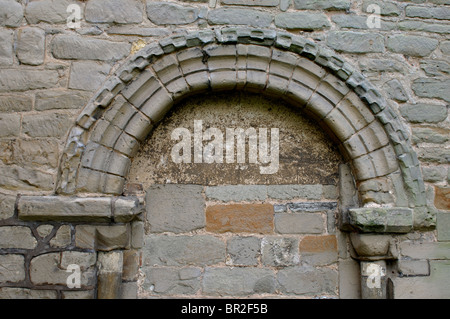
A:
[0,0,448,299]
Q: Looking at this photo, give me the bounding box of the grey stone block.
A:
[205,185,267,202]
[441,41,450,55]
[406,5,450,20]
[412,127,450,145]
[0,193,15,220]
[387,35,439,57]
[0,95,33,112]
[0,288,57,299]
[0,113,20,137]
[146,184,205,233]
[85,0,143,24]
[35,90,90,111]
[0,69,59,92]
[412,78,450,103]
[398,259,430,276]
[420,60,450,77]
[362,0,400,16]
[25,0,75,24]
[143,235,225,266]
[52,35,131,61]
[277,266,338,295]
[0,0,23,27]
[294,0,350,10]
[267,184,323,200]
[227,236,260,266]
[202,267,277,296]
[275,213,325,234]
[275,12,330,30]
[384,79,408,102]
[0,29,13,65]
[0,255,25,283]
[22,113,72,138]
[261,236,299,266]
[288,202,338,212]
[437,212,450,241]
[147,2,199,25]
[208,8,272,28]
[142,267,201,295]
[16,27,45,66]
[0,226,37,249]
[327,31,384,53]
[0,164,54,191]
[422,166,447,183]
[69,61,111,92]
[349,207,413,233]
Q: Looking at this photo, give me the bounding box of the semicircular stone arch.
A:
[56,27,433,229]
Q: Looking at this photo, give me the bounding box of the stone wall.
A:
[0,0,448,299]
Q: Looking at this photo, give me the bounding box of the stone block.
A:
[277,266,338,295]
[387,35,439,57]
[435,187,450,210]
[0,95,33,112]
[85,0,143,24]
[25,0,75,24]
[206,203,274,234]
[274,213,325,234]
[202,267,277,296]
[122,249,140,281]
[97,251,123,299]
[327,31,384,53]
[413,78,450,103]
[275,12,330,30]
[422,166,447,183]
[0,193,15,220]
[16,27,45,66]
[22,113,72,138]
[287,202,338,212]
[0,0,23,27]
[146,2,199,25]
[0,288,57,299]
[405,5,450,20]
[227,236,260,266]
[146,184,205,233]
[349,207,413,233]
[362,0,400,16]
[141,267,201,295]
[339,259,361,299]
[398,259,430,276]
[35,90,90,111]
[437,212,450,241]
[205,185,267,201]
[267,184,323,200]
[69,61,112,92]
[0,164,54,191]
[18,196,113,222]
[208,8,272,28]
[50,225,72,248]
[143,235,226,266]
[222,0,279,5]
[294,0,350,10]
[0,254,25,283]
[400,241,450,260]
[52,35,131,61]
[0,69,59,92]
[261,236,300,266]
[0,29,13,65]
[299,235,338,266]
[0,226,37,249]
[0,113,20,137]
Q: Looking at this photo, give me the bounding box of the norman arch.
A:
[55,27,433,229]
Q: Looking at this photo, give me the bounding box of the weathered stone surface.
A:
[36,224,53,238]
[75,225,130,250]
[16,27,45,66]
[349,207,413,233]
[422,166,447,182]
[275,12,330,30]
[25,0,75,24]
[299,235,338,266]
[85,0,143,24]
[435,187,450,210]
[6,139,60,169]
[206,203,274,234]
[30,252,96,287]
[0,69,59,92]
[274,213,324,234]
[400,103,448,123]
[420,60,450,77]
[412,78,450,102]
[294,0,350,10]
[362,0,400,16]
[0,254,25,283]
[203,267,277,296]
[18,196,113,222]
[350,233,391,257]
[97,251,123,299]
[49,225,72,248]
[267,185,323,200]
[205,185,267,201]
[441,41,450,55]
[208,8,272,28]
[122,249,140,281]
[35,90,91,111]
[359,58,406,74]
[146,184,205,233]
[331,14,396,31]
[327,31,384,53]
[69,61,112,92]
[0,29,13,65]
[61,290,95,299]
[261,236,299,266]
[147,2,199,25]
[0,226,37,249]
[0,288,57,299]
[437,212,450,241]
[0,114,20,137]
[222,0,279,5]
[0,0,23,27]
[0,164,54,191]
[412,127,450,145]
[277,266,338,295]
[0,193,15,220]
[143,235,225,266]
[384,79,408,102]
[0,95,33,112]
[227,236,260,266]
[406,5,450,20]
[398,259,430,276]
[400,241,450,260]
[52,35,131,61]
[418,147,450,164]
[386,35,438,57]
[22,113,73,138]
[142,267,201,295]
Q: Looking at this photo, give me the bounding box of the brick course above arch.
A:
[55,27,434,229]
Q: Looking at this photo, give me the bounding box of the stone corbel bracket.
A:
[17,195,144,223]
[348,207,414,234]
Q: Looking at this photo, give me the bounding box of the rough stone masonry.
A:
[0,0,449,299]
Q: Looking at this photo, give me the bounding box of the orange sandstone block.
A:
[206,203,274,234]
[299,235,337,253]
